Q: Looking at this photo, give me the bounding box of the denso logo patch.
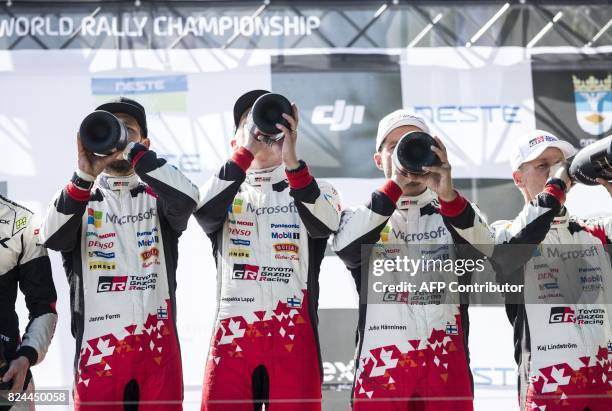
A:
[88,240,114,249]
[229,228,251,236]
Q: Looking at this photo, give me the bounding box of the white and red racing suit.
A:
[331,181,490,411]
[41,144,199,411]
[0,196,57,402]
[441,184,612,410]
[194,147,341,411]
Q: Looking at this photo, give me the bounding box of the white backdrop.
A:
[1,46,610,410]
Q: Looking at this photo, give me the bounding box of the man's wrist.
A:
[71,170,94,191]
[285,159,301,171]
[15,346,37,367]
[545,177,567,193]
[437,189,457,203]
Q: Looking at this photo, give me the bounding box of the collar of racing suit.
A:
[551,207,569,227]
[244,165,287,190]
[396,188,436,210]
[97,173,141,191]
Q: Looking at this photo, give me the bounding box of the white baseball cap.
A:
[376,109,430,152]
[510,129,577,171]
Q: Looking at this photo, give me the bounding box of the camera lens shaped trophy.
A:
[245,93,292,145]
[392,131,441,175]
[568,135,612,185]
[79,111,128,156]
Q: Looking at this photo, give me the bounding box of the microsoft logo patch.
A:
[229,198,243,214]
[380,225,391,242]
[87,208,103,228]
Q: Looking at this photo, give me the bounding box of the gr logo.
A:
[232,264,259,280]
[97,276,128,293]
[549,306,575,324]
[311,100,364,131]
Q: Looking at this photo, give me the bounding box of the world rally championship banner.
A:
[0,46,610,411]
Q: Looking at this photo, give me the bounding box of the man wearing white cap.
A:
[443,129,612,410]
[332,109,490,410]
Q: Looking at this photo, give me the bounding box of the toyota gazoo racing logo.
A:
[232,264,260,280]
[549,307,576,324]
[311,100,364,131]
[231,264,293,284]
[97,276,128,292]
[382,291,409,303]
[97,273,158,292]
[528,135,557,147]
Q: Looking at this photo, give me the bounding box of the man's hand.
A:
[242,122,268,157]
[1,356,28,394]
[400,136,456,202]
[276,103,300,170]
[596,178,612,196]
[77,133,122,178]
[549,162,573,193]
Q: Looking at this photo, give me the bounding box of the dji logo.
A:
[311,100,364,131]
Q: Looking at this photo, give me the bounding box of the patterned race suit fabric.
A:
[443,185,612,410]
[194,147,341,411]
[41,145,198,410]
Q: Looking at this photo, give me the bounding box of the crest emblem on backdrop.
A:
[572,74,612,136]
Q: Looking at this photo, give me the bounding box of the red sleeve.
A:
[286,163,313,189]
[66,183,91,202]
[230,147,254,172]
[438,191,468,217]
[379,180,402,204]
[543,184,565,204]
